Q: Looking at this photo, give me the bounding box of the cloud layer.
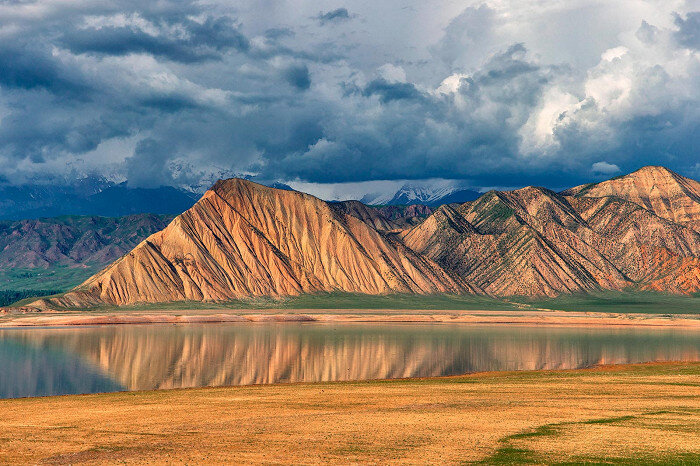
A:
[0,0,698,193]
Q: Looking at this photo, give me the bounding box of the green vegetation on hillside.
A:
[10,289,699,314]
[0,265,102,307]
[0,289,64,307]
[0,266,100,292]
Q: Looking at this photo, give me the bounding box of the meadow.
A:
[0,363,697,464]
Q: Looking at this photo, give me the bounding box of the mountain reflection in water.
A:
[1,323,699,398]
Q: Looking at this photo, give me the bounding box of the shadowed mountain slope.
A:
[330,201,433,230]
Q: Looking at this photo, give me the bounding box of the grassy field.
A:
[0,265,98,306]
[0,265,99,292]
[515,291,700,314]
[0,363,698,464]
[11,292,525,311]
[11,289,700,314]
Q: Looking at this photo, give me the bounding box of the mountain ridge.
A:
[562,166,700,231]
[0,178,199,220]
[38,179,471,308]
[25,166,700,309]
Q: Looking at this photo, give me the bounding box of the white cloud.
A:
[601,46,629,61]
[377,64,407,83]
[517,15,699,168]
[519,87,579,154]
[591,161,621,175]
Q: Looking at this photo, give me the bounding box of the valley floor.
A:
[0,363,698,464]
[2,307,700,328]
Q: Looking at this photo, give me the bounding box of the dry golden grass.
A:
[0,363,698,464]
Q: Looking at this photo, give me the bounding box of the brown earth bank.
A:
[0,362,697,464]
[2,308,700,328]
[25,166,700,309]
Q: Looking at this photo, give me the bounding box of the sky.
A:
[0,0,698,198]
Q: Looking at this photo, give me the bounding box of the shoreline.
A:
[1,308,699,328]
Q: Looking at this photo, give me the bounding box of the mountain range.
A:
[0,177,198,220]
[360,182,482,206]
[0,214,174,270]
[0,215,175,298]
[28,166,700,310]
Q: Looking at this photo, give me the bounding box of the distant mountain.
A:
[0,214,174,292]
[0,214,174,269]
[330,201,434,230]
[0,177,198,220]
[431,189,482,205]
[27,166,700,310]
[361,182,481,207]
[84,183,199,217]
[266,182,295,191]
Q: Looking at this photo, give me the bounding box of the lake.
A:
[1,323,699,399]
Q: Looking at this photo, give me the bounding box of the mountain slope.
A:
[562,166,700,231]
[24,166,700,309]
[404,172,700,296]
[330,201,433,230]
[402,189,632,296]
[39,180,470,308]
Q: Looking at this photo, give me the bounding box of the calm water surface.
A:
[1,323,699,399]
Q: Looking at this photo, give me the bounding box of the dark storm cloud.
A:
[361,79,423,103]
[0,43,88,95]
[316,8,352,25]
[0,0,697,192]
[266,44,549,184]
[434,4,497,67]
[60,16,250,63]
[674,11,700,49]
[0,103,135,162]
[265,28,295,40]
[124,138,183,187]
[636,21,659,44]
[283,64,311,90]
